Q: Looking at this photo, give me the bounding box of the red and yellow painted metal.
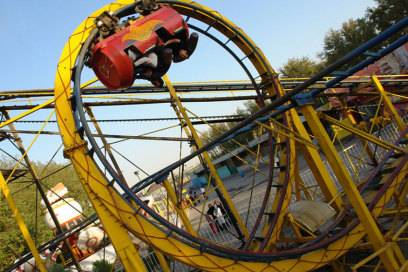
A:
[52,0,407,271]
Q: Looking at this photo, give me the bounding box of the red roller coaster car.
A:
[89,6,198,89]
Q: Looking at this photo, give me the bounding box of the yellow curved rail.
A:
[54,1,406,271]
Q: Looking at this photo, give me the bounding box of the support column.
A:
[154,250,170,272]
[290,109,343,210]
[2,110,82,271]
[163,75,250,240]
[85,108,152,270]
[340,98,379,166]
[85,106,128,187]
[0,172,47,272]
[77,177,147,272]
[162,179,196,235]
[299,101,401,272]
[294,169,313,200]
[260,131,295,250]
[372,75,406,132]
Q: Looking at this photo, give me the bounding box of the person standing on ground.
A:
[215,204,226,231]
[215,200,230,229]
[200,186,207,200]
[206,204,218,234]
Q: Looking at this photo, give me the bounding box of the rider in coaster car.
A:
[133,46,173,87]
[131,32,198,87]
[165,32,199,63]
[90,7,199,89]
[128,50,158,81]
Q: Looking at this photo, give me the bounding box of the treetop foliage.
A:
[279,57,322,78]
[202,0,407,159]
[320,0,407,68]
[0,158,92,271]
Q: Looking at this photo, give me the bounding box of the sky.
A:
[0,0,375,181]
[0,0,375,90]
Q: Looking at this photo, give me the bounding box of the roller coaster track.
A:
[2,77,408,101]
[2,1,407,271]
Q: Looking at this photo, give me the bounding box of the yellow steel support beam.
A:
[341,98,379,167]
[301,104,401,272]
[163,75,250,239]
[85,106,128,186]
[291,109,343,210]
[262,132,295,250]
[371,75,406,132]
[51,2,147,270]
[154,250,171,272]
[319,112,406,154]
[162,179,196,235]
[392,243,406,267]
[351,243,392,272]
[76,175,147,272]
[186,107,268,168]
[398,180,408,207]
[0,98,54,129]
[382,207,408,216]
[256,120,318,150]
[2,110,83,271]
[331,261,346,272]
[392,217,408,265]
[294,170,313,200]
[399,261,408,272]
[0,172,47,272]
[53,1,408,270]
[3,74,408,98]
[294,152,302,201]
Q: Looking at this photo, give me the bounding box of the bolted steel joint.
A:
[134,0,159,15]
[94,11,120,39]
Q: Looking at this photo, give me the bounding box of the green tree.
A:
[320,0,407,67]
[279,57,322,78]
[0,158,93,271]
[321,18,376,67]
[240,100,260,115]
[92,259,113,272]
[367,0,408,32]
[200,101,260,159]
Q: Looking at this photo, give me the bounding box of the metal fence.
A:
[300,116,406,199]
[131,116,406,272]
